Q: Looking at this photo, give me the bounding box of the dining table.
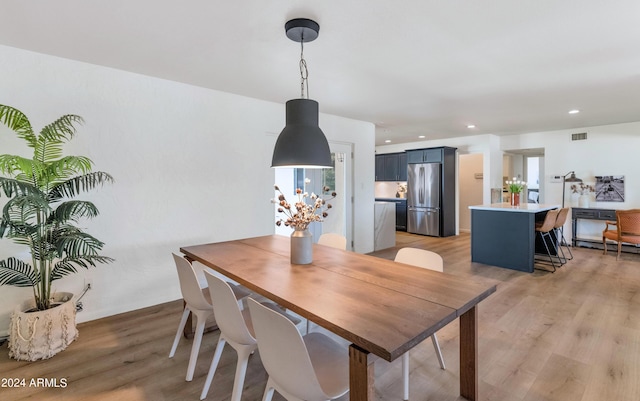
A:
[180,235,496,401]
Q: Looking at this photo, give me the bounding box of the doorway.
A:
[503,148,545,204]
[273,142,353,250]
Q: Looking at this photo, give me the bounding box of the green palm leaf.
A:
[51,255,114,281]
[0,155,33,179]
[0,105,36,148]
[0,257,38,287]
[0,196,48,245]
[0,177,43,198]
[34,114,84,164]
[52,200,100,222]
[2,192,51,221]
[45,156,93,184]
[54,227,105,257]
[48,171,114,201]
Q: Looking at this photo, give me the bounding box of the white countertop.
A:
[469,203,560,213]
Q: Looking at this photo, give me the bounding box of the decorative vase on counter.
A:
[291,227,313,264]
[579,194,590,208]
[510,192,521,207]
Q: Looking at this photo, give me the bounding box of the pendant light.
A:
[271,18,332,169]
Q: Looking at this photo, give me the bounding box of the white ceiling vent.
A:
[572,132,587,141]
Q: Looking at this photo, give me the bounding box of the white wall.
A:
[0,45,375,335]
[458,153,484,232]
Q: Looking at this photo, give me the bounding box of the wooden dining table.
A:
[180,235,496,401]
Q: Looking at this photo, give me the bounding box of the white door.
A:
[273,142,353,250]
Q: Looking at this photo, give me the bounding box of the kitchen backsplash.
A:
[375,181,407,198]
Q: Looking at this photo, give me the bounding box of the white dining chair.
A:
[168,253,249,381]
[247,297,350,401]
[317,233,347,250]
[200,271,257,401]
[394,247,447,400]
[200,271,302,400]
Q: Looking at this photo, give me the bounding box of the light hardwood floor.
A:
[2,232,639,401]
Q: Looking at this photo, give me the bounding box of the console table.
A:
[571,207,616,249]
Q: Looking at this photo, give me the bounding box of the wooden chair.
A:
[534,209,561,272]
[394,248,446,400]
[317,233,347,250]
[603,209,640,260]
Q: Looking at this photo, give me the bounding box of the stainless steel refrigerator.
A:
[407,163,441,236]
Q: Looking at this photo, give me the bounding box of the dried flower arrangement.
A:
[571,183,595,195]
[273,184,336,230]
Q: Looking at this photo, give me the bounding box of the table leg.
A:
[182,301,219,339]
[349,344,375,401]
[459,306,478,400]
[183,301,194,339]
[182,255,196,339]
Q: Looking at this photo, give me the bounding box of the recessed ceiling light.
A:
[385,139,391,143]
[418,135,425,139]
[568,109,580,114]
[467,124,476,129]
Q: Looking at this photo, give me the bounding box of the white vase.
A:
[578,194,590,208]
[8,292,78,361]
[291,228,313,264]
[570,193,580,206]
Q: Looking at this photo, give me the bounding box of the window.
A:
[293,154,336,193]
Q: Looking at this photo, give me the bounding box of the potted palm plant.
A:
[0,104,113,361]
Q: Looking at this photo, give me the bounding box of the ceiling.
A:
[1,1,639,146]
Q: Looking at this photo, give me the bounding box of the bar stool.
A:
[535,208,561,272]
[553,208,573,263]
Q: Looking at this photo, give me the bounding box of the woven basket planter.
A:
[8,292,78,361]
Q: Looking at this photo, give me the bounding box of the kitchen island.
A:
[374,201,396,250]
[469,203,560,272]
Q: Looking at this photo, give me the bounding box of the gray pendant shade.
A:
[271,98,332,168]
[564,172,582,182]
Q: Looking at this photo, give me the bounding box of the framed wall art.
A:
[595,175,625,202]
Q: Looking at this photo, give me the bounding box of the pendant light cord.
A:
[299,40,309,99]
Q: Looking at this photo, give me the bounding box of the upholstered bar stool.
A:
[535,209,561,272]
[553,208,573,263]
